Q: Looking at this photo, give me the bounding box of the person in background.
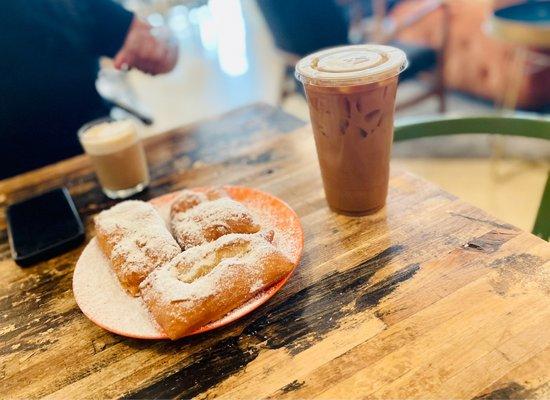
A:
[0,0,178,179]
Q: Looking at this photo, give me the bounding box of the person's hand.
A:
[114,17,178,75]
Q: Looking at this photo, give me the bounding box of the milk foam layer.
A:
[295,44,407,87]
[80,120,139,155]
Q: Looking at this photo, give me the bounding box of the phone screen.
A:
[7,188,84,265]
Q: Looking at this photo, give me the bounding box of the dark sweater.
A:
[0,0,133,178]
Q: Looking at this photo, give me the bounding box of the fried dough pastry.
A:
[170,187,227,215]
[140,232,294,339]
[95,200,181,296]
[170,189,261,250]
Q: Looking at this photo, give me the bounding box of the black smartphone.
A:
[6,187,85,266]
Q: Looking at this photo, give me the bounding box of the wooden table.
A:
[1,104,549,399]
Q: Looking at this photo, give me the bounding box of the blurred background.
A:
[99,0,549,232]
[3,0,549,231]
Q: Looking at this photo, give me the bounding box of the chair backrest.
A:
[394,114,550,240]
[256,0,350,57]
[394,115,550,142]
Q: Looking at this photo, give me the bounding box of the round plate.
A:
[73,186,304,339]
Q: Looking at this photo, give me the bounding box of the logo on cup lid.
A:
[296,44,407,87]
[316,50,385,73]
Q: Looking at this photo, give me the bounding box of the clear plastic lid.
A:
[295,44,408,87]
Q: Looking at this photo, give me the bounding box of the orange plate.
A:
[72,186,304,340]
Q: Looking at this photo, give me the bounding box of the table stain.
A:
[464,230,518,254]
[126,244,420,399]
[473,381,549,399]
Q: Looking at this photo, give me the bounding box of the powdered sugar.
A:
[158,188,301,262]
[73,238,288,339]
[238,196,301,262]
[95,201,180,276]
[141,233,280,309]
[145,259,232,305]
[74,186,303,339]
[170,197,260,249]
[73,239,163,338]
[249,279,264,293]
[170,190,209,214]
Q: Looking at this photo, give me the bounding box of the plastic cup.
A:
[295,44,407,215]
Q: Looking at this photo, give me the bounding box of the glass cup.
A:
[295,44,408,215]
[78,118,150,199]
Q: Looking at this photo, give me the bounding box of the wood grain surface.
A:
[0,104,548,399]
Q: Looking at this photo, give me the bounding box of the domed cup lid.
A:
[295,44,408,87]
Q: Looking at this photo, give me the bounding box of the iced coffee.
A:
[78,119,150,199]
[295,45,407,215]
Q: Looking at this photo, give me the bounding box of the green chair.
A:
[394,114,550,240]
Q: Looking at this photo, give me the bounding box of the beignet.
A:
[170,189,261,250]
[95,200,181,296]
[140,232,294,339]
[170,188,227,215]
